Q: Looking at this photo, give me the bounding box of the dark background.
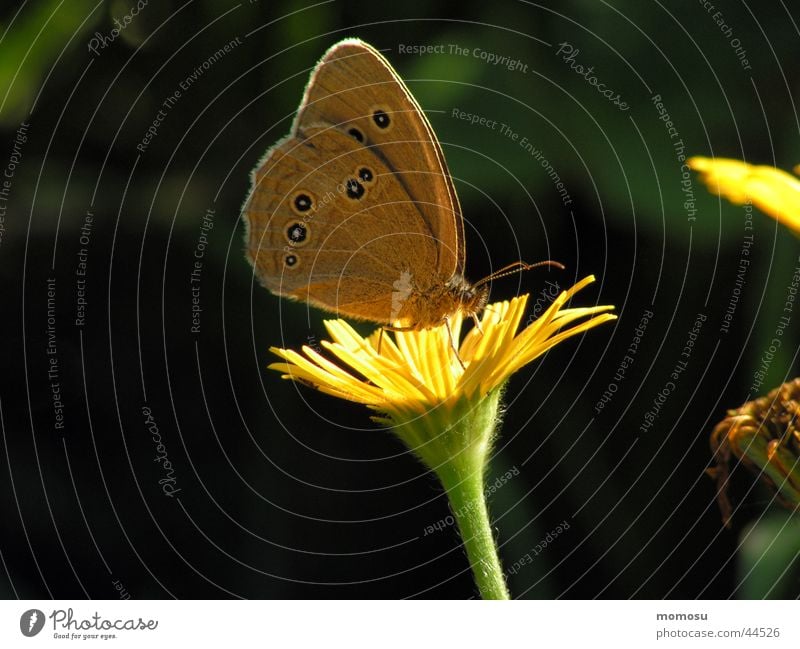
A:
[1,0,798,599]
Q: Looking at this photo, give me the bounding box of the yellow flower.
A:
[270,275,615,421]
[688,157,800,235]
[269,274,614,599]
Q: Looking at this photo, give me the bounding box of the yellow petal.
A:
[689,156,800,235]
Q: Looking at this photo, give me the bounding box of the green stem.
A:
[391,390,509,598]
[437,462,509,600]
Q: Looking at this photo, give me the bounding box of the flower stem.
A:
[437,461,510,600]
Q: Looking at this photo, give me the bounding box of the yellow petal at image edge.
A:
[689,156,800,234]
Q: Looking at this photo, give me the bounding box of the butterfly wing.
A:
[293,38,465,275]
[244,125,441,324]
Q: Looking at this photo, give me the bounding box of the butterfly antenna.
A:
[474,260,565,288]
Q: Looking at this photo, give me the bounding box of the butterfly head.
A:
[449,274,490,322]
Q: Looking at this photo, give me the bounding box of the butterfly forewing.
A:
[294,39,465,275]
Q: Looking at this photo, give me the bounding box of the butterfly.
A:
[243,39,559,339]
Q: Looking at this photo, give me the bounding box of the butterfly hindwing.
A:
[245,125,442,323]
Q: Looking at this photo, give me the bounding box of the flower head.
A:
[269,275,615,427]
[689,156,800,235]
[709,379,800,526]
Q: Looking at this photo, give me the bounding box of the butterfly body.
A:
[390,273,489,329]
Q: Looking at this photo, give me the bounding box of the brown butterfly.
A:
[243,39,559,338]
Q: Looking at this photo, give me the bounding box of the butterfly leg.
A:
[443,316,466,370]
[471,313,484,336]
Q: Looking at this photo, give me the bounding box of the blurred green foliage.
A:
[0,0,99,125]
[740,512,800,598]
